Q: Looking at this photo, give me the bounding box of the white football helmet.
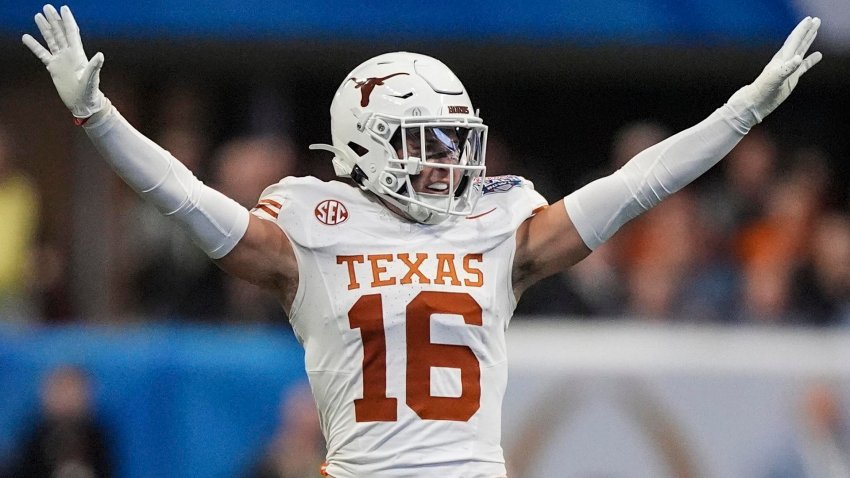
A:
[310,52,487,224]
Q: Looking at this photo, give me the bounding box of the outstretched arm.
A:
[23,5,297,301]
[513,17,822,294]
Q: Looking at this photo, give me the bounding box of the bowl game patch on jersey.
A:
[481,175,524,195]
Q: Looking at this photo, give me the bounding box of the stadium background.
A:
[2,1,850,477]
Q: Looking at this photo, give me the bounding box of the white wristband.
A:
[83,103,249,259]
[565,104,749,250]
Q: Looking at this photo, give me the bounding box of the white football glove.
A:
[728,16,822,124]
[22,4,107,121]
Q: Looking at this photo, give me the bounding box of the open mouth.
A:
[426,182,450,195]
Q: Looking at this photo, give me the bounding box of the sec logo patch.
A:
[315,199,349,225]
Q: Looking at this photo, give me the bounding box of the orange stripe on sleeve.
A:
[257,199,282,209]
[253,204,279,218]
[532,205,548,215]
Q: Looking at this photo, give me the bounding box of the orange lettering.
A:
[463,254,483,287]
[398,253,431,285]
[337,255,365,290]
[434,253,461,286]
[368,254,397,288]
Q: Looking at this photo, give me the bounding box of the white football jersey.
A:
[252,175,547,478]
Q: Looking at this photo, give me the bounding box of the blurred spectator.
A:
[766,382,850,478]
[603,128,780,324]
[609,120,672,170]
[485,134,558,201]
[246,384,325,478]
[126,130,300,322]
[518,120,737,319]
[734,149,831,325]
[548,121,673,319]
[621,192,701,320]
[31,240,73,322]
[556,240,625,317]
[479,134,515,177]
[618,190,736,322]
[486,118,850,325]
[489,134,592,316]
[702,128,780,236]
[125,125,224,320]
[791,212,850,325]
[8,365,114,478]
[115,84,213,319]
[212,135,300,323]
[0,124,40,322]
[585,121,675,318]
[154,81,212,135]
[213,135,300,209]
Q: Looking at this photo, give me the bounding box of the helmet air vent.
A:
[347,142,369,157]
[413,59,463,95]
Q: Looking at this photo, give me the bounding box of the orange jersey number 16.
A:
[348,291,482,422]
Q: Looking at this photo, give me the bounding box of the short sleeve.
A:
[250,181,288,221]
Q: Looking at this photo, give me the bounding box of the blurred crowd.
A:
[3,362,848,478]
[512,120,850,326]
[2,81,850,327]
[0,364,324,478]
[2,366,113,478]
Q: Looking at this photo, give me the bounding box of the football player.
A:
[24,5,821,477]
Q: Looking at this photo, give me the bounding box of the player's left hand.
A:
[22,4,107,120]
[728,16,822,123]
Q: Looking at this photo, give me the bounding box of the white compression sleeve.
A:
[564,102,755,250]
[82,102,249,259]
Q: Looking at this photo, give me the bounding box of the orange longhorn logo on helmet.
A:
[315,199,349,225]
[350,73,409,107]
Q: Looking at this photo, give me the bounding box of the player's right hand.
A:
[22,4,107,120]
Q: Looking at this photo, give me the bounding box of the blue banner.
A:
[1,0,799,46]
[0,323,307,478]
